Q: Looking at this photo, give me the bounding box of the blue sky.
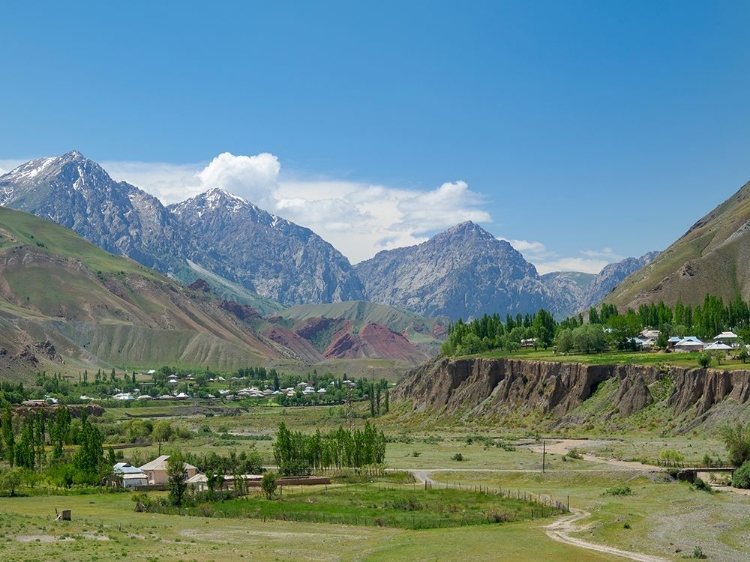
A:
[1,1,749,272]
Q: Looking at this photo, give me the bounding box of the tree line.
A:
[442,294,750,357]
[0,406,108,490]
[273,421,386,476]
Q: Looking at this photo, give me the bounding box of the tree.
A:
[738,347,748,364]
[556,329,574,353]
[697,352,712,368]
[572,324,606,354]
[167,452,189,507]
[732,461,750,489]
[261,471,277,500]
[152,421,173,455]
[719,422,750,467]
[2,406,14,467]
[0,467,24,497]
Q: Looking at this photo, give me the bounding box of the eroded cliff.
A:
[393,357,750,430]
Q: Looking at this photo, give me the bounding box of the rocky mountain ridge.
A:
[0,206,444,379]
[1,152,657,320]
[0,152,364,307]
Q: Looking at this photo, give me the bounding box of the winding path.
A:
[405,456,670,562]
[545,509,669,562]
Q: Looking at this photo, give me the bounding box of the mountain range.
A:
[0,151,657,321]
[0,206,445,380]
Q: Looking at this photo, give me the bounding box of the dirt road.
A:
[545,509,670,562]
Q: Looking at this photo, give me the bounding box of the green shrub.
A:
[732,461,750,489]
[451,453,464,462]
[693,478,712,493]
[603,486,632,496]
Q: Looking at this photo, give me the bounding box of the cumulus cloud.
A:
[197,152,280,208]
[396,181,491,233]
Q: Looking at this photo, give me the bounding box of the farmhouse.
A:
[139,455,200,485]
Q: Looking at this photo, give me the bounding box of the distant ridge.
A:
[606,180,750,309]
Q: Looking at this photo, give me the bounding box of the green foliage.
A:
[684,546,708,559]
[732,461,750,489]
[693,477,712,493]
[73,413,105,483]
[659,449,685,466]
[719,422,750,467]
[261,471,277,500]
[697,352,712,368]
[167,452,189,507]
[0,467,24,496]
[572,324,606,353]
[602,486,632,496]
[273,421,386,476]
[451,453,464,462]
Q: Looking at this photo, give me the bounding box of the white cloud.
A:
[580,247,624,261]
[502,239,618,275]
[534,257,610,275]
[396,181,491,233]
[197,152,280,208]
[102,160,205,203]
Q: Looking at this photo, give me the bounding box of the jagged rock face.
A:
[0,153,365,307]
[170,189,365,306]
[394,357,750,431]
[541,253,659,317]
[0,151,188,273]
[355,222,553,319]
[579,252,659,310]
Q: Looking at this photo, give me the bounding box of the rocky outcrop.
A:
[355,222,553,319]
[394,357,750,429]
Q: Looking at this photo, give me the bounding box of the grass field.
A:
[1,404,749,561]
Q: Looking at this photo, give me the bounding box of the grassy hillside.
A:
[607,180,750,309]
[0,206,279,376]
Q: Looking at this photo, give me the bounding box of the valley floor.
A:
[0,405,748,561]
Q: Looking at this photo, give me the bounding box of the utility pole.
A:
[542,440,546,474]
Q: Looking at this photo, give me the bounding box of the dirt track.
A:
[545,509,669,562]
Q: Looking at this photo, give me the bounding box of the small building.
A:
[674,337,704,352]
[640,329,660,339]
[139,455,200,485]
[714,331,740,348]
[113,463,149,488]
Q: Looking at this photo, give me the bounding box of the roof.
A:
[705,342,732,350]
[113,463,147,475]
[139,455,199,472]
[677,336,703,344]
[714,331,739,340]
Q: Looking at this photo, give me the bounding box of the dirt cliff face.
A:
[393,357,750,430]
